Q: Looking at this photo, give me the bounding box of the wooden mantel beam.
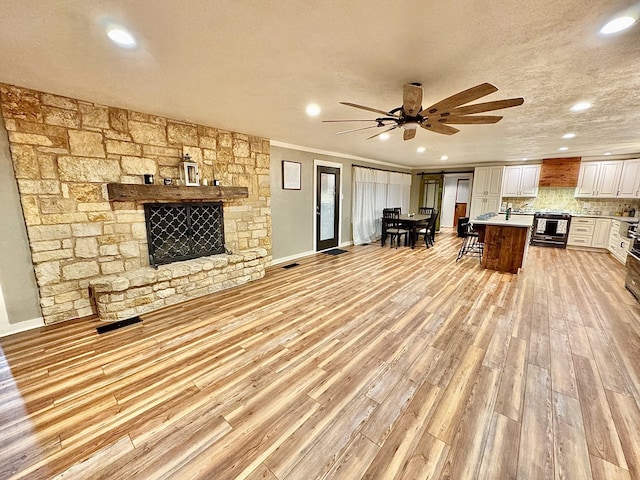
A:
[107,184,249,202]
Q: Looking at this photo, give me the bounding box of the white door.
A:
[441,176,459,227]
[441,174,472,227]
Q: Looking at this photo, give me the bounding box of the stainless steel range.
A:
[530,212,572,248]
[626,226,640,301]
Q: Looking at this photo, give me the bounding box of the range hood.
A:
[539,157,581,187]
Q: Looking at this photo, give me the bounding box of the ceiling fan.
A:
[324,82,524,141]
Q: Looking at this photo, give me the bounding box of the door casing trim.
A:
[313,159,343,251]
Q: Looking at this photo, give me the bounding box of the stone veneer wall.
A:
[0,84,272,324]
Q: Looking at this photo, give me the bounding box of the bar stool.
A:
[456,223,483,263]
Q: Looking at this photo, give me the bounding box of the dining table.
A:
[381,213,430,248]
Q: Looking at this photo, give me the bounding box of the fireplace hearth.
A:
[144,202,226,267]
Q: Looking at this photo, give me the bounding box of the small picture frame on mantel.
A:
[282,160,301,190]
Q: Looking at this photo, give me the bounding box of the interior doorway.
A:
[314,160,342,251]
[420,174,443,231]
[441,173,473,227]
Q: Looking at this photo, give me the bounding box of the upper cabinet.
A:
[617,160,640,198]
[502,165,540,197]
[575,159,640,198]
[473,166,503,196]
[470,166,503,218]
[575,161,623,198]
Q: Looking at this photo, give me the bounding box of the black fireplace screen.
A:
[144,202,225,267]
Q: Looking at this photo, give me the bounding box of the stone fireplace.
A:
[0,83,272,324]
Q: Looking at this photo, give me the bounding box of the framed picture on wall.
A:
[282,161,301,190]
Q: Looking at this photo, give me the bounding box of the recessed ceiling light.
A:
[559,147,569,151]
[417,146,426,153]
[522,157,528,161]
[379,133,390,141]
[305,103,321,117]
[604,152,612,155]
[562,133,576,139]
[600,16,636,35]
[570,102,592,112]
[107,27,137,48]
[440,155,448,161]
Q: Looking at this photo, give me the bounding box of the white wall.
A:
[441,173,473,227]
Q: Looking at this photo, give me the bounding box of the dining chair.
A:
[419,207,433,215]
[382,209,409,248]
[419,209,439,248]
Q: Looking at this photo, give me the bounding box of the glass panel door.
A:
[316,166,340,251]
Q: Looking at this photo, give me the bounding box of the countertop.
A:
[498,211,639,223]
[570,214,639,223]
[472,214,534,228]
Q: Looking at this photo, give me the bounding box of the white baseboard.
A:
[271,241,354,266]
[0,283,45,338]
[271,250,317,266]
[0,316,45,338]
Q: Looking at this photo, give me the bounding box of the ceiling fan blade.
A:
[403,129,417,141]
[403,83,423,117]
[440,115,503,124]
[322,119,384,123]
[446,97,525,116]
[340,102,401,118]
[366,126,397,140]
[419,83,498,116]
[335,125,386,135]
[420,122,460,135]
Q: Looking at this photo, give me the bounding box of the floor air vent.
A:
[282,263,300,269]
[96,316,142,334]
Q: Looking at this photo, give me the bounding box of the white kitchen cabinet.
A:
[473,166,503,196]
[502,165,540,197]
[575,161,623,198]
[598,162,624,197]
[608,219,632,264]
[617,159,640,198]
[470,166,503,218]
[592,218,611,248]
[567,216,611,249]
[469,196,501,219]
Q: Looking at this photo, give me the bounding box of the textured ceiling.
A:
[1,0,639,168]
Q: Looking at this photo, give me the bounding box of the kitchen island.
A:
[472,214,534,274]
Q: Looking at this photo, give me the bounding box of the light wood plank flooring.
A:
[1,229,640,479]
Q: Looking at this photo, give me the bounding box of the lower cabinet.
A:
[567,217,612,249]
[469,196,501,219]
[592,218,612,248]
[608,219,632,264]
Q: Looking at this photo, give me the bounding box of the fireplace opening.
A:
[144,202,225,267]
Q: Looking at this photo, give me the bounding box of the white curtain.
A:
[352,167,412,245]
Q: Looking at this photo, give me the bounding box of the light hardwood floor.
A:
[1,229,640,479]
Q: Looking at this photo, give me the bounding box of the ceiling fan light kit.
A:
[325,82,524,141]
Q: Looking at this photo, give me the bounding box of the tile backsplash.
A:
[502,187,639,216]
